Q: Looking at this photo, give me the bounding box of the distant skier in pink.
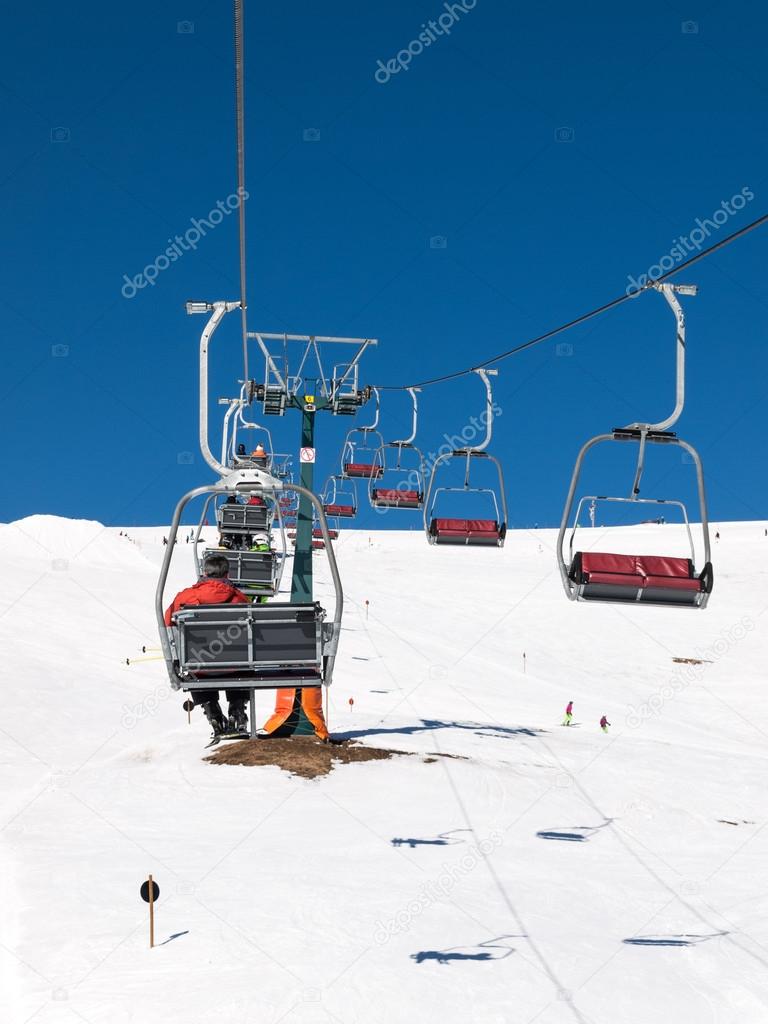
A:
[562,701,574,726]
[600,715,610,733]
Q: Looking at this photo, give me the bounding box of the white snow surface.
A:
[2,514,768,1024]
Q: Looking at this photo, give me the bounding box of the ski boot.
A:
[225,696,249,739]
[201,700,227,747]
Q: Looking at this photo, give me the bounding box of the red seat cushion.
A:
[435,518,499,534]
[581,553,639,576]
[373,489,421,502]
[325,504,355,516]
[645,575,701,591]
[579,552,697,588]
[637,555,693,579]
[344,463,382,477]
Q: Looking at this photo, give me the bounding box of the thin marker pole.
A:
[148,874,155,949]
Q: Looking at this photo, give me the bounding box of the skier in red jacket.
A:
[600,715,611,733]
[164,553,250,741]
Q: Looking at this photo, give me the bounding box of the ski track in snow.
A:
[2,514,768,1024]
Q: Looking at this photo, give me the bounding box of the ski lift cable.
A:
[234,0,249,384]
[372,210,768,392]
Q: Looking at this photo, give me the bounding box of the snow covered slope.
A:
[2,514,768,1024]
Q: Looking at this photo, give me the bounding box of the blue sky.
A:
[2,0,766,530]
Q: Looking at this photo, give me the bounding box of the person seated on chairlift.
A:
[224,493,241,505]
[251,443,267,459]
[236,443,247,457]
[164,553,251,740]
[250,533,271,554]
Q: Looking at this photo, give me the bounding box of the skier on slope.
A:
[563,701,574,726]
[164,553,251,742]
[600,715,610,733]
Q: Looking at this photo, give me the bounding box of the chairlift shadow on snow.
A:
[536,831,588,842]
[623,932,727,948]
[411,935,519,965]
[536,819,614,843]
[337,718,544,742]
[392,829,471,848]
[157,930,190,946]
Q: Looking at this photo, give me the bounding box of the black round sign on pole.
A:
[140,880,160,903]
[182,700,194,713]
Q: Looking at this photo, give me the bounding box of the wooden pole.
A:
[148,874,155,949]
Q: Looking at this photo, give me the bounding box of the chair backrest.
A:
[218,504,270,532]
[202,549,276,586]
[175,602,324,671]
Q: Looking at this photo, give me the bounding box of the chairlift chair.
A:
[423,370,508,547]
[157,481,343,704]
[556,284,713,608]
[194,492,287,597]
[321,475,358,518]
[341,387,385,479]
[370,388,426,510]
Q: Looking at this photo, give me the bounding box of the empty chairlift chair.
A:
[341,387,385,479]
[556,283,713,609]
[370,388,426,510]
[321,475,358,519]
[423,369,508,547]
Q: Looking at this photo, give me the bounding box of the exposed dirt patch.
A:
[205,735,409,778]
